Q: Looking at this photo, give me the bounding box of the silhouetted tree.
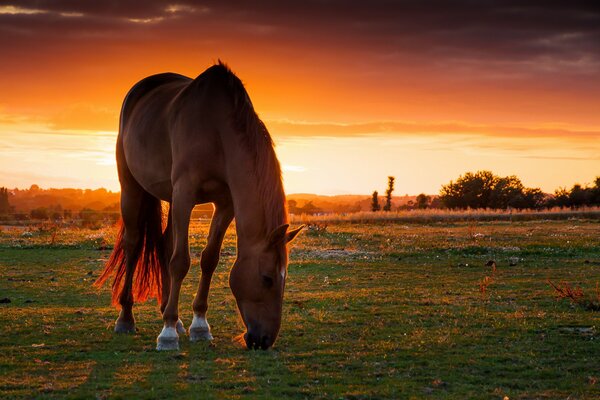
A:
[594,177,600,205]
[429,196,443,209]
[30,207,49,220]
[371,191,381,212]
[440,170,544,210]
[440,171,496,209]
[552,187,570,208]
[299,201,321,215]
[416,193,431,209]
[521,188,546,209]
[489,175,524,209]
[287,199,299,214]
[548,178,600,208]
[0,187,10,215]
[383,176,395,211]
[568,184,590,208]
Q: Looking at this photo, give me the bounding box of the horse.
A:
[95,61,303,351]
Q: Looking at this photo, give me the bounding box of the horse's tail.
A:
[94,192,165,307]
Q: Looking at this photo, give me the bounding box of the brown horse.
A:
[95,61,303,350]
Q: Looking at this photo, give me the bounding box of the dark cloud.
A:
[1,0,599,126]
[1,1,599,67]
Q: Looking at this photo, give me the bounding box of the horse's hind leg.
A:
[115,187,144,333]
[190,201,234,341]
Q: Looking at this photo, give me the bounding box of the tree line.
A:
[370,171,600,211]
[439,171,600,210]
[1,171,599,221]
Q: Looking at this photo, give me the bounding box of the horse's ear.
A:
[268,224,289,246]
[285,225,305,244]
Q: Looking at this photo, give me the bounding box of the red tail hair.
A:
[94,195,166,307]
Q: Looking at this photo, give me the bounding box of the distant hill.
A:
[7,185,120,213]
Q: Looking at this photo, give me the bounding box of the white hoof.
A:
[176,319,186,335]
[156,326,179,351]
[189,314,213,342]
[190,329,213,342]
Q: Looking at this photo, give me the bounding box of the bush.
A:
[30,207,49,220]
[439,171,544,210]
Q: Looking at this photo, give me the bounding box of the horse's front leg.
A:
[156,188,194,351]
[160,207,186,336]
[190,201,234,342]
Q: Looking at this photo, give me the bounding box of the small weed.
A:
[479,275,493,299]
[479,260,498,299]
[305,222,328,236]
[547,280,600,311]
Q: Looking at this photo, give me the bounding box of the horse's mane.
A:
[212,61,288,233]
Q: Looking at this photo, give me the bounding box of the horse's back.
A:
[120,73,192,200]
[119,65,240,204]
[121,73,191,130]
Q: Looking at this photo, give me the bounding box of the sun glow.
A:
[1,111,599,194]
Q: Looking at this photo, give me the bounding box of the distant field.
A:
[289,207,600,224]
[1,219,599,399]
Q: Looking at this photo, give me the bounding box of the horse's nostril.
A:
[245,331,262,350]
[245,330,273,350]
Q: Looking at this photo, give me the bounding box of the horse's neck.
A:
[230,178,265,247]
[224,144,280,248]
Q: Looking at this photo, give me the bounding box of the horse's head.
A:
[229,224,303,349]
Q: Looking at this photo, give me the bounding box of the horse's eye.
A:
[262,275,274,288]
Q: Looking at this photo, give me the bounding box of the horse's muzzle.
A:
[244,331,272,350]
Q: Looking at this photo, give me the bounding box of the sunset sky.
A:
[1,1,599,195]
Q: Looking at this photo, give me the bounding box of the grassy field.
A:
[1,219,599,399]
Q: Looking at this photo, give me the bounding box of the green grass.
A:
[1,220,599,399]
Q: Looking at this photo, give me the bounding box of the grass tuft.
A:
[548,279,600,311]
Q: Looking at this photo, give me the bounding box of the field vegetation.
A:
[1,217,599,399]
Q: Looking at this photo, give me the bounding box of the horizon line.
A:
[4,185,438,198]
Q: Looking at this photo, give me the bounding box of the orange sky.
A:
[1,2,599,195]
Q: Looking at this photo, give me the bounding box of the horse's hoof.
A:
[189,328,213,342]
[156,337,179,351]
[114,319,136,334]
[176,319,186,335]
[156,326,179,351]
[189,314,213,342]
